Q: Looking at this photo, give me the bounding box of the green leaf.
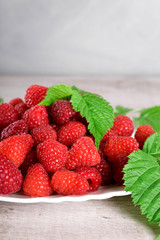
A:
[39,84,73,106]
[123,150,160,225]
[115,105,133,116]
[156,235,160,240]
[143,132,160,157]
[134,106,160,131]
[71,90,114,149]
[0,98,3,103]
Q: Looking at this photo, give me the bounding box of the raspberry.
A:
[31,125,57,146]
[1,120,28,140]
[112,155,129,185]
[50,100,76,125]
[0,154,23,194]
[95,159,113,185]
[15,103,28,118]
[102,127,118,142]
[103,136,139,162]
[113,167,124,185]
[51,123,59,131]
[113,115,134,137]
[23,163,53,197]
[20,150,39,177]
[37,140,69,172]
[51,168,89,195]
[0,103,19,132]
[66,137,101,170]
[75,166,102,192]
[9,98,24,106]
[58,121,86,146]
[135,125,156,149]
[25,84,48,108]
[23,105,49,130]
[0,134,34,167]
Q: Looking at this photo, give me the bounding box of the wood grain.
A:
[0,77,160,240]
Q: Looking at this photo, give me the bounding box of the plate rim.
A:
[0,186,131,203]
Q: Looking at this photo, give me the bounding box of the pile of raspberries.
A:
[0,85,155,197]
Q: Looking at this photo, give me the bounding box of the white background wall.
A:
[1,0,160,76]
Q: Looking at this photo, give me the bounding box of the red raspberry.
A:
[113,167,124,185]
[1,120,28,140]
[31,125,57,146]
[20,150,39,177]
[75,166,102,192]
[112,155,129,185]
[37,140,69,172]
[51,168,89,195]
[95,159,113,185]
[102,127,118,142]
[103,136,139,162]
[9,98,24,106]
[135,125,156,149]
[0,103,19,132]
[23,163,53,197]
[15,103,28,118]
[113,115,134,137]
[58,121,86,146]
[51,123,60,131]
[0,134,34,167]
[50,100,76,125]
[25,84,48,108]
[66,137,101,170]
[0,154,23,194]
[23,105,49,130]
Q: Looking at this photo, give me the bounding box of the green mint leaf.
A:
[39,84,72,106]
[71,90,114,149]
[143,132,160,157]
[134,106,160,131]
[0,98,3,103]
[123,150,160,225]
[115,105,133,116]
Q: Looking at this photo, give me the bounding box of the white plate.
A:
[0,185,130,203]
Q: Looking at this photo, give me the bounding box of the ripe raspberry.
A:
[0,103,19,132]
[25,84,48,108]
[58,121,86,146]
[66,137,101,170]
[112,155,129,172]
[37,140,69,172]
[23,163,53,197]
[50,100,76,125]
[9,98,24,106]
[95,159,113,185]
[15,103,28,118]
[75,166,102,192]
[135,125,156,149]
[1,120,28,140]
[103,136,139,162]
[31,125,57,146]
[102,127,118,142]
[0,154,23,194]
[23,105,49,130]
[0,134,34,167]
[20,150,39,177]
[51,168,89,195]
[51,123,59,131]
[113,115,134,137]
[113,167,124,185]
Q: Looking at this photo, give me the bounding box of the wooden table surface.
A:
[0,76,160,240]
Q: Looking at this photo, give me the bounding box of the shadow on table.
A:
[104,195,160,238]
